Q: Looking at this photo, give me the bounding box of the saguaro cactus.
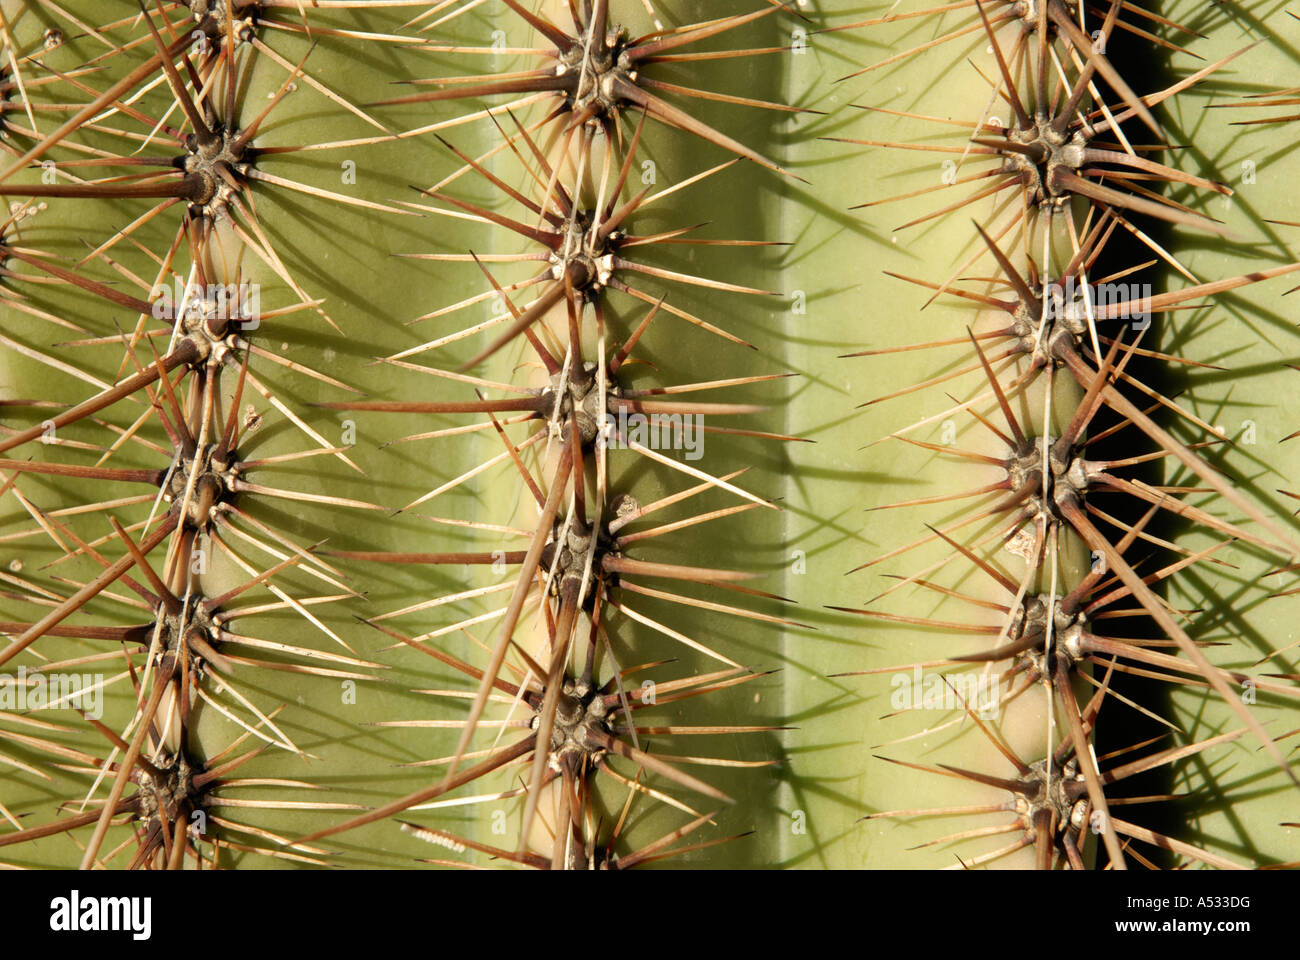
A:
[0,0,1296,872]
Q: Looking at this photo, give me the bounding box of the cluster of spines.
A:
[0,1,804,870]
[0,0,429,869]
[834,0,1300,868]
[295,0,808,868]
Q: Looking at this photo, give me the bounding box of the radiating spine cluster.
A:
[834,0,1300,868]
[2,0,1297,873]
[0,1,803,870]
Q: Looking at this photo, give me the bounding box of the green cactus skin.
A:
[0,0,1297,871]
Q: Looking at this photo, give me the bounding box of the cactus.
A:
[0,0,1296,873]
